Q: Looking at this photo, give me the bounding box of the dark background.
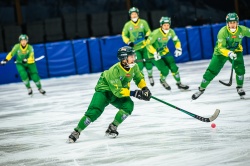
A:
[0,0,249,52]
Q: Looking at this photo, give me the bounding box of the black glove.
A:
[134,87,151,101]
[144,36,148,40]
[0,59,8,65]
[22,59,27,64]
[128,42,134,47]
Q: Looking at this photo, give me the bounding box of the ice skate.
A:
[148,76,154,86]
[176,82,189,90]
[160,79,171,90]
[38,88,46,95]
[105,123,119,138]
[236,86,245,99]
[27,88,33,96]
[67,130,80,143]
[192,87,205,100]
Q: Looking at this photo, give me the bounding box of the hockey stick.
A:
[34,55,45,61]
[219,59,234,86]
[14,55,45,64]
[135,58,154,62]
[135,54,167,63]
[133,40,146,51]
[135,44,167,62]
[151,96,220,122]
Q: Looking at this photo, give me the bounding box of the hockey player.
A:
[192,13,250,100]
[145,16,189,90]
[68,46,151,143]
[0,34,46,96]
[122,7,155,86]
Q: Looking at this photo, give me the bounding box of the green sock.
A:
[172,71,181,83]
[75,116,91,132]
[147,70,153,77]
[112,109,129,126]
[236,75,244,87]
[200,78,210,89]
[35,81,42,89]
[23,79,31,88]
[160,75,166,81]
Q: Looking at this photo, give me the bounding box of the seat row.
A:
[0,10,170,52]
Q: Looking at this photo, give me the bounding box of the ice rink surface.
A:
[1,56,250,166]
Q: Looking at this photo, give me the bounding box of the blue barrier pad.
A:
[46,41,76,77]
[245,20,250,54]
[72,39,90,74]
[211,23,225,47]
[168,28,190,63]
[200,25,213,59]
[87,38,103,73]
[100,35,125,70]
[186,26,202,61]
[33,44,49,78]
[239,21,248,55]
[0,53,21,84]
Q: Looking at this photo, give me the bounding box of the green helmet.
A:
[19,34,29,42]
[128,7,139,16]
[226,13,239,23]
[117,46,135,61]
[159,17,171,26]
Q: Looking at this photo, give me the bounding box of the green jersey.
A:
[95,62,146,98]
[214,25,250,56]
[6,44,35,63]
[122,19,151,45]
[146,28,181,56]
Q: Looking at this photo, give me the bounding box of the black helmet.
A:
[117,46,135,61]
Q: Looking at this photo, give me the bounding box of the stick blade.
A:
[35,55,45,61]
[208,109,220,122]
[219,80,232,86]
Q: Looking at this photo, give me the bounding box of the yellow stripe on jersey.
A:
[137,79,146,89]
[131,19,140,26]
[120,88,130,97]
[127,82,130,88]
[226,26,238,35]
[235,44,243,52]
[27,52,35,64]
[218,43,230,57]
[6,52,13,61]
[122,31,130,44]
[175,41,181,49]
[20,44,28,52]
[146,44,157,54]
[145,31,151,37]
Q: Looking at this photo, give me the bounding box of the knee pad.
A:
[203,69,219,82]
[160,69,169,77]
[235,68,245,76]
[30,73,40,82]
[120,99,134,115]
[85,107,103,122]
[19,71,28,81]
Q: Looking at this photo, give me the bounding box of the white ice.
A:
[0,56,250,166]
